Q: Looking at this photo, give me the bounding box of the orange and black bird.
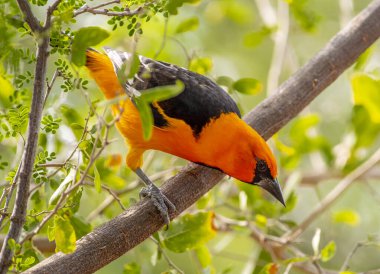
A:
[85,47,285,223]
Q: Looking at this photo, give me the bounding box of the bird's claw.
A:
[139,184,176,225]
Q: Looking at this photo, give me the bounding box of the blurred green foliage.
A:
[0,0,380,273]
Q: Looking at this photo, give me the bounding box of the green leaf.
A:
[48,225,55,241]
[332,210,360,226]
[289,0,320,32]
[70,215,92,238]
[216,76,234,89]
[139,80,185,102]
[161,211,216,253]
[123,262,141,274]
[351,73,380,123]
[72,27,110,66]
[166,0,200,15]
[49,169,76,205]
[116,53,141,85]
[233,78,262,95]
[280,192,297,214]
[195,246,212,268]
[135,81,184,140]
[54,215,76,253]
[282,256,309,264]
[189,57,213,75]
[93,165,101,193]
[70,123,84,130]
[243,27,274,48]
[176,17,199,33]
[354,47,373,71]
[320,241,336,262]
[134,98,154,140]
[351,106,380,148]
[67,187,83,214]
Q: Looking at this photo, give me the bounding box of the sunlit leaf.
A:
[70,215,92,239]
[280,192,297,214]
[233,78,262,95]
[351,106,380,148]
[176,17,199,33]
[162,212,216,253]
[123,262,141,274]
[134,98,154,140]
[354,47,374,71]
[216,76,234,89]
[320,241,336,262]
[195,246,212,268]
[255,214,267,229]
[135,81,184,140]
[116,53,140,85]
[351,73,380,123]
[54,215,76,253]
[282,256,309,264]
[165,0,200,15]
[71,27,110,66]
[289,0,320,32]
[332,210,360,226]
[243,27,274,48]
[189,57,213,75]
[49,169,76,205]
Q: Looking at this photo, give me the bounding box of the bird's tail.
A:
[85,48,123,99]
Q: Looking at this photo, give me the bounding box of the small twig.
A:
[73,2,144,18]
[266,0,289,96]
[86,167,180,222]
[168,37,192,67]
[83,182,126,211]
[340,240,380,272]
[43,70,59,108]
[0,163,22,229]
[44,0,63,29]
[284,148,380,242]
[154,17,169,59]
[15,0,41,32]
[149,237,184,274]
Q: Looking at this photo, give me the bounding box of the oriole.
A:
[85,47,285,223]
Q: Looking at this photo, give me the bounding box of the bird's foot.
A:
[140,184,176,225]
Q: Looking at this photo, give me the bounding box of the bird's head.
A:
[251,158,285,206]
[246,129,285,206]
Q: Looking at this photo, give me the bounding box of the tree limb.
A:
[15,0,41,32]
[25,0,380,273]
[0,0,62,272]
[284,148,380,242]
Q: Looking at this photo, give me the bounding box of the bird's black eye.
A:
[256,160,267,173]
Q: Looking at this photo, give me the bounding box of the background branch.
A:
[25,1,380,273]
[0,0,61,272]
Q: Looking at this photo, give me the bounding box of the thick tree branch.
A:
[0,0,62,272]
[26,1,380,273]
[15,0,41,32]
[0,36,50,274]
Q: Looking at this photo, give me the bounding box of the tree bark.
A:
[25,0,380,273]
[0,36,49,274]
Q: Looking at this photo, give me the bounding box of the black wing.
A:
[133,57,241,138]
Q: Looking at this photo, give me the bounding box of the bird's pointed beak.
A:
[257,178,286,206]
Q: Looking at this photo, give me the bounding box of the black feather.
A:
[133,57,241,137]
